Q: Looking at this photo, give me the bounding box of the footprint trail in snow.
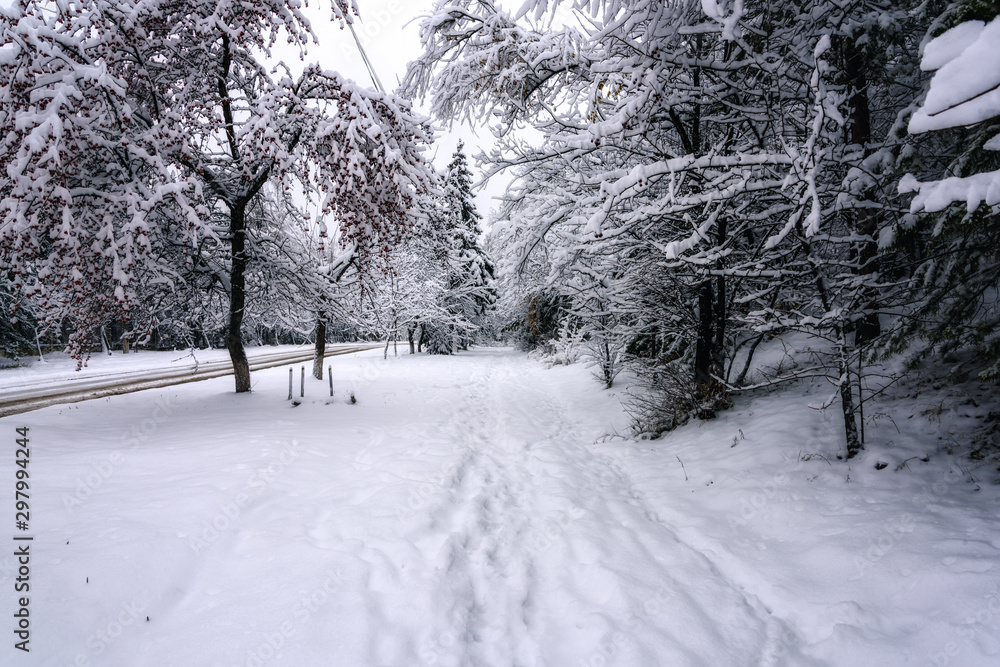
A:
[352,351,804,666]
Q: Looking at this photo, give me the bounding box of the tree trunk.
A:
[226,203,251,393]
[694,280,716,393]
[313,314,326,380]
[733,333,765,388]
[713,214,728,378]
[602,341,614,389]
[689,46,720,399]
[408,325,415,354]
[841,358,862,459]
[846,40,880,346]
[99,326,111,356]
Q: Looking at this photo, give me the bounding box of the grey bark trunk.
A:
[226,203,251,393]
[841,360,862,459]
[313,316,326,380]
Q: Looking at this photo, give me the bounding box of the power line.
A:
[347,20,385,93]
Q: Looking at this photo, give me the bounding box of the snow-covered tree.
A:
[438,142,496,351]
[888,5,1000,380]
[0,278,40,359]
[0,0,435,390]
[382,142,496,355]
[404,0,938,455]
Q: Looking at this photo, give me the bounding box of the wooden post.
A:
[300,366,305,398]
[288,368,293,400]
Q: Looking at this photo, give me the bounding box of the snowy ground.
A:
[0,344,379,417]
[0,344,359,390]
[2,346,1000,666]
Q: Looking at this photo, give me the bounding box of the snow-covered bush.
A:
[421,323,454,355]
[534,319,585,367]
[624,360,732,439]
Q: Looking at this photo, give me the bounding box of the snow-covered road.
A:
[4,347,999,666]
[0,344,380,418]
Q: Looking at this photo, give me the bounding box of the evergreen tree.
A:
[888,3,1000,379]
[432,142,497,352]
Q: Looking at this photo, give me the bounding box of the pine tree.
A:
[888,3,1000,380]
[434,142,496,352]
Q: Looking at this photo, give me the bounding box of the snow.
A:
[902,17,1000,213]
[0,44,16,66]
[900,170,1000,213]
[3,347,1000,665]
[0,344,347,392]
[920,21,986,72]
[701,0,744,41]
[909,17,1000,134]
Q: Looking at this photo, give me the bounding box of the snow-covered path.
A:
[5,347,1000,666]
[399,353,795,666]
[5,349,785,666]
